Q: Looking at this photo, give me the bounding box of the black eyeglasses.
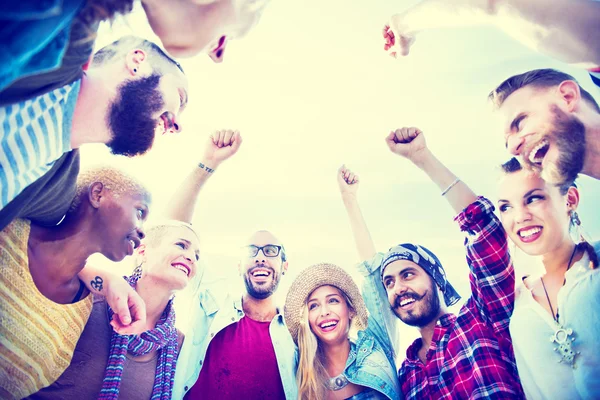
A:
[246,245,282,258]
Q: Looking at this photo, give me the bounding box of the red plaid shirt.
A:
[399,197,525,399]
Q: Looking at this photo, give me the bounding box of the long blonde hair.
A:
[296,291,358,400]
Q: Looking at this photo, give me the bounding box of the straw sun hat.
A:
[284,263,369,344]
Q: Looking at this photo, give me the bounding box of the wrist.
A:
[410,149,435,169]
[341,192,358,203]
[198,160,218,173]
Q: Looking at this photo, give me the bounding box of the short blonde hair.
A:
[69,166,149,212]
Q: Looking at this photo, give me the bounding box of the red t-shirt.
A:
[185,316,286,400]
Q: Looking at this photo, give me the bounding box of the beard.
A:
[243,265,281,300]
[391,280,441,328]
[525,106,586,186]
[107,74,165,157]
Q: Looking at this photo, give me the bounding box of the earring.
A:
[133,68,137,73]
[131,262,143,283]
[570,211,584,242]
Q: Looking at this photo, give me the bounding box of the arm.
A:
[164,129,242,222]
[337,166,399,358]
[78,264,147,335]
[337,165,377,261]
[385,127,477,214]
[384,0,600,66]
[386,127,514,329]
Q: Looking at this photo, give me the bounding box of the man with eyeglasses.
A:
[171,131,297,400]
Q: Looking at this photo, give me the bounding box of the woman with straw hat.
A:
[284,263,401,400]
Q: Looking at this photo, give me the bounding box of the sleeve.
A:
[454,196,515,332]
[357,253,400,364]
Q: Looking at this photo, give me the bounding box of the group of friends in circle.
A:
[0,0,599,399]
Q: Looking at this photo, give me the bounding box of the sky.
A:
[85,0,600,352]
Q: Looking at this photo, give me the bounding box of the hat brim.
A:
[284,263,368,344]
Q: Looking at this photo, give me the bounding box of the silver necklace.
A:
[327,373,349,391]
[540,244,579,368]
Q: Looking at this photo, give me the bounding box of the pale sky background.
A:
[85,0,600,354]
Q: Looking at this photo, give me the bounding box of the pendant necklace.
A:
[540,244,579,368]
[327,373,349,391]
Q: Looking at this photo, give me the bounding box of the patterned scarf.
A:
[99,283,178,400]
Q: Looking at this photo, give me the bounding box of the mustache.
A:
[393,291,425,308]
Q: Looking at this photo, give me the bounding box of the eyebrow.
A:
[308,293,341,303]
[498,188,544,203]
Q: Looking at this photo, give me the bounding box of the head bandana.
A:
[382,243,461,307]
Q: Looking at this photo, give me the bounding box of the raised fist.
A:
[337,165,360,196]
[385,127,429,163]
[202,129,243,167]
[383,16,416,58]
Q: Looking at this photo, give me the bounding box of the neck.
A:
[417,307,447,353]
[581,114,600,180]
[321,338,351,376]
[135,278,173,330]
[242,293,278,322]
[541,240,577,276]
[28,215,100,284]
[70,72,114,149]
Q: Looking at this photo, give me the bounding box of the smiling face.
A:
[500,86,586,186]
[239,230,288,299]
[307,285,352,346]
[138,225,201,291]
[497,168,576,256]
[382,260,441,327]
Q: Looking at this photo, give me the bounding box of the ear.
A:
[282,261,289,275]
[557,80,581,113]
[125,49,148,76]
[88,182,104,209]
[566,186,580,212]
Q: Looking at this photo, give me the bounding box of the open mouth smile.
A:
[526,139,549,166]
[517,226,543,243]
[172,262,191,276]
[318,319,339,332]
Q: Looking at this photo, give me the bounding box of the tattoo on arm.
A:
[90,276,104,292]
[198,162,214,173]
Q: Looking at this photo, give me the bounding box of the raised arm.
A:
[385,127,477,214]
[383,0,600,66]
[386,128,514,329]
[337,165,377,262]
[164,129,242,222]
[337,166,399,359]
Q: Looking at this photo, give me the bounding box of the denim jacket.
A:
[173,288,298,400]
[337,254,403,400]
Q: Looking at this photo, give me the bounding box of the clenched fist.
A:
[385,127,430,164]
[202,129,243,168]
[383,16,416,58]
[337,165,360,196]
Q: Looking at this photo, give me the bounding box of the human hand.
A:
[105,277,147,335]
[337,165,360,196]
[383,16,416,58]
[385,127,430,164]
[202,129,243,168]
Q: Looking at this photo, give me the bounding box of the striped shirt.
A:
[0,80,80,211]
[0,218,92,399]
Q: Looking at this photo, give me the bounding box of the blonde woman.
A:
[284,263,401,400]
